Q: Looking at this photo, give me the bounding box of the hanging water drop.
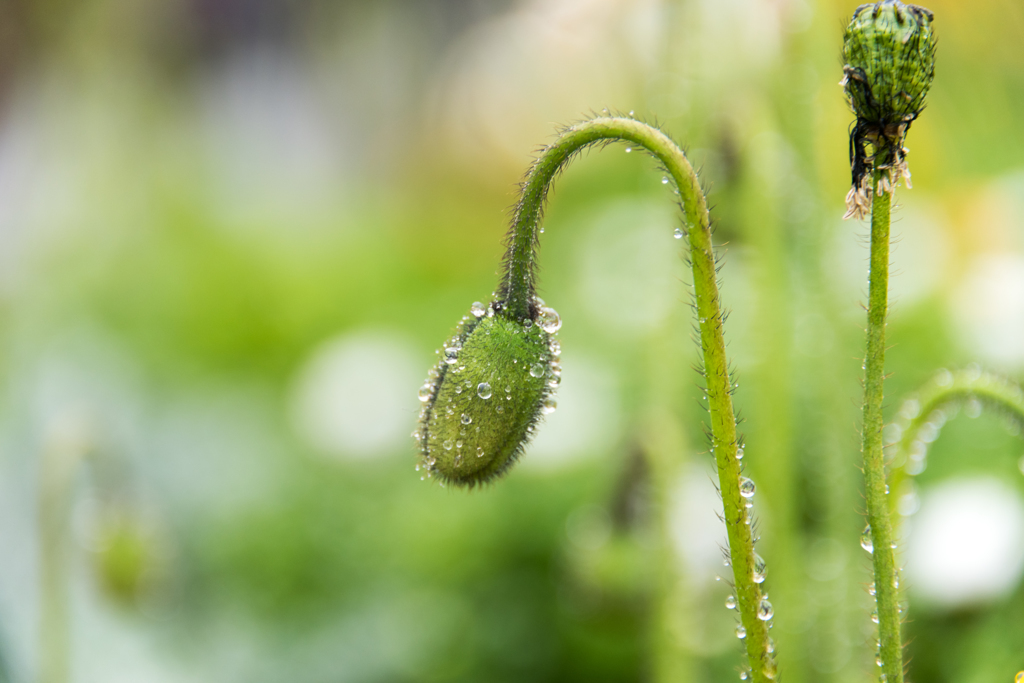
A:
[538,306,561,333]
[725,594,736,610]
[757,598,774,620]
[542,397,557,414]
[470,302,486,317]
[736,447,744,460]
[662,176,669,184]
[965,397,982,418]
[625,146,632,153]
[418,385,433,402]
[752,554,767,583]
[739,477,756,498]
[861,525,874,553]
[735,625,746,639]
[868,582,876,596]
[739,670,749,681]
[871,610,879,624]
[530,363,545,378]
[673,227,684,239]
[444,347,459,364]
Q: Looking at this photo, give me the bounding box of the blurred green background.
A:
[0,0,1023,682]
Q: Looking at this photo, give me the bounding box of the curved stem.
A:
[861,170,903,683]
[500,117,776,681]
[891,369,1024,509]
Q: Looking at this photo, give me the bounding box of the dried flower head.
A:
[841,0,935,219]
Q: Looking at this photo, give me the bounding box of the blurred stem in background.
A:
[38,417,91,683]
[767,11,862,682]
[642,318,694,682]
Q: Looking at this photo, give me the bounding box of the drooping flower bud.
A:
[415,299,562,487]
[841,0,935,219]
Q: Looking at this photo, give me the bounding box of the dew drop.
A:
[739,671,749,681]
[767,637,775,654]
[757,598,774,621]
[965,397,982,418]
[538,306,562,333]
[662,176,669,184]
[470,301,486,317]
[456,440,463,449]
[496,405,504,413]
[880,675,887,683]
[871,610,879,624]
[625,147,632,153]
[530,363,545,378]
[736,447,744,460]
[861,525,874,553]
[454,454,462,466]
[752,554,766,583]
[455,385,463,394]
[477,382,492,399]
[725,594,737,610]
[443,440,453,451]
[739,477,756,498]
[876,654,883,667]
[476,447,484,458]
[673,228,684,239]
[418,385,433,402]
[542,397,558,414]
[461,414,472,425]
[868,582,876,596]
[444,347,459,364]
[736,625,747,639]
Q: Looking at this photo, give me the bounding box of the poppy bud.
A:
[415,300,562,486]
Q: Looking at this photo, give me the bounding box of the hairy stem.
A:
[891,369,1024,509]
[501,116,776,681]
[862,170,902,683]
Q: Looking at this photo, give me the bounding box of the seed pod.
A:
[843,1,935,128]
[841,0,936,219]
[415,300,561,487]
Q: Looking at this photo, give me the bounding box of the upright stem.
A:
[39,425,86,683]
[862,170,903,683]
[501,117,776,682]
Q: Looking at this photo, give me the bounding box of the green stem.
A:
[500,116,776,681]
[862,170,903,683]
[891,369,1024,510]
